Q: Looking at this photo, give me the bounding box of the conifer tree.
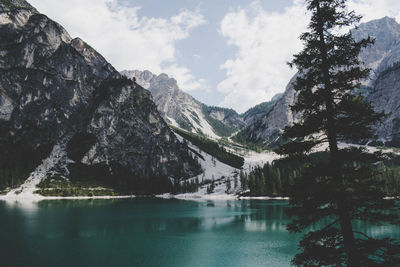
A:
[226,178,231,193]
[276,0,400,265]
[240,170,248,190]
[234,173,239,189]
[260,172,266,195]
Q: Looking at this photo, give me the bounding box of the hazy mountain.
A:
[241,93,283,125]
[0,0,200,192]
[121,70,245,138]
[367,63,400,146]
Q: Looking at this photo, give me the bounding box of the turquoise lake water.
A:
[0,199,398,267]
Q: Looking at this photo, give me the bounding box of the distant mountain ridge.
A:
[121,70,246,138]
[236,16,400,148]
[121,69,284,140]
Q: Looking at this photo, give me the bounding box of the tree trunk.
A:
[338,200,358,266]
[315,1,358,265]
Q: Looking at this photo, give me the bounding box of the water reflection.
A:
[0,199,398,267]
[3,198,396,239]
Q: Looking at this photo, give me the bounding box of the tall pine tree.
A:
[276,0,400,265]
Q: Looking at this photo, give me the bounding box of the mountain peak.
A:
[356,16,400,35]
[158,73,171,80]
[0,0,37,13]
[375,16,397,24]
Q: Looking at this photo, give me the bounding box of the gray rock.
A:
[367,66,400,145]
[121,70,245,137]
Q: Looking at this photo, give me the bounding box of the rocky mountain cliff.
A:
[241,93,282,126]
[233,77,299,147]
[121,70,245,138]
[367,63,400,146]
[0,0,201,193]
[238,17,400,148]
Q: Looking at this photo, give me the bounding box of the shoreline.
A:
[41,195,137,200]
[0,194,136,203]
[237,196,289,200]
[0,192,290,203]
[1,192,395,203]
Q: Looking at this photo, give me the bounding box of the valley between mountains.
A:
[1,0,400,201]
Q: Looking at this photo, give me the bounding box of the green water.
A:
[0,199,398,267]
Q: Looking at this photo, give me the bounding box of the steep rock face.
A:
[241,93,283,125]
[123,70,203,126]
[353,17,400,78]
[0,0,200,193]
[240,17,400,146]
[234,77,300,146]
[201,105,245,137]
[0,0,35,12]
[367,66,400,145]
[121,70,245,138]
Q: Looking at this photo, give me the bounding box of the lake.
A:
[0,199,398,267]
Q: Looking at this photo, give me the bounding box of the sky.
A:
[29,0,400,113]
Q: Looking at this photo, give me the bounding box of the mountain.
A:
[233,78,300,148]
[0,0,201,194]
[352,16,400,80]
[241,93,283,125]
[237,17,400,148]
[121,70,245,138]
[367,63,400,146]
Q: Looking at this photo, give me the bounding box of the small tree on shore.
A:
[226,178,231,193]
[276,0,400,265]
[207,176,216,194]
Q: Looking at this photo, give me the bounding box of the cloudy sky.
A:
[29,0,400,113]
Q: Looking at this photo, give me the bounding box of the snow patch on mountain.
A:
[169,133,279,200]
[1,143,69,202]
[181,108,219,139]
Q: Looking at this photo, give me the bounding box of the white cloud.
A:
[163,63,207,91]
[217,0,308,113]
[192,54,201,60]
[348,0,400,23]
[28,0,206,91]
